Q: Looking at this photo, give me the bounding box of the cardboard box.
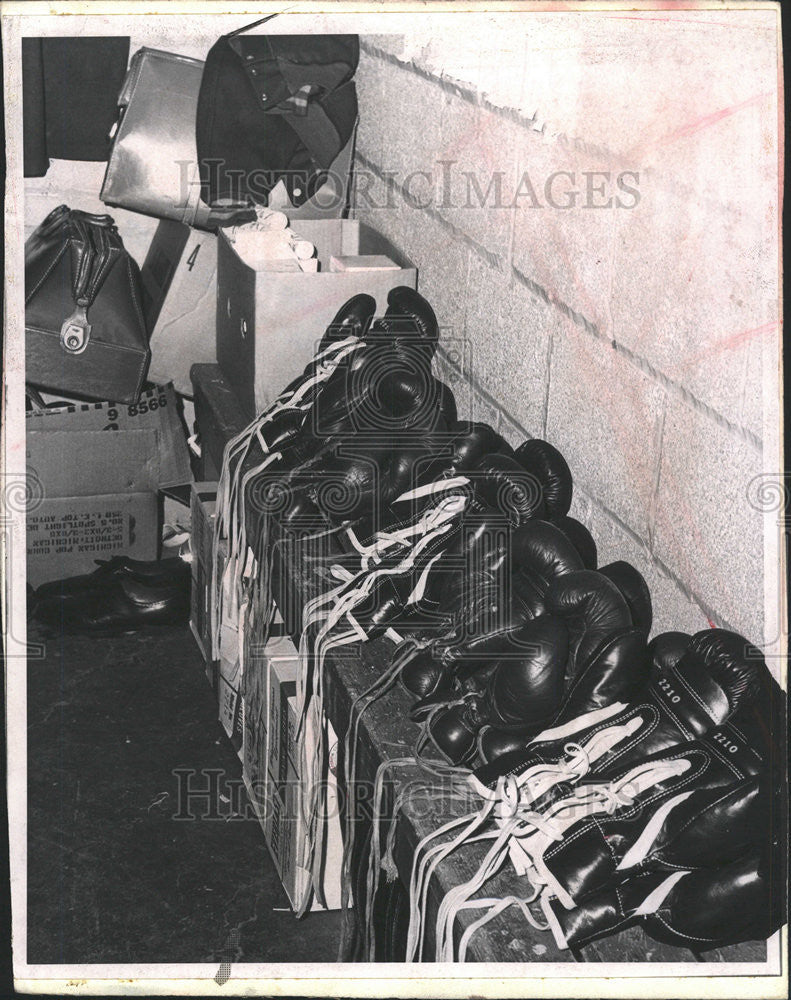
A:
[190,364,250,483]
[188,485,242,747]
[26,428,160,587]
[263,754,303,906]
[216,565,249,749]
[137,123,357,399]
[189,482,219,683]
[26,382,192,489]
[262,705,344,913]
[141,223,218,397]
[216,219,418,418]
[265,638,301,783]
[241,631,343,911]
[218,645,243,749]
[241,641,269,808]
[242,632,293,795]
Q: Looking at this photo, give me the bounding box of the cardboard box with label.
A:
[26,382,192,489]
[139,125,357,398]
[242,632,343,911]
[26,428,160,588]
[216,219,418,418]
[141,223,218,397]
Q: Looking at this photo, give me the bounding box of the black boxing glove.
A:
[305,424,453,526]
[404,422,512,518]
[268,361,449,526]
[379,285,439,359]
[514,439,573,518]
[399,504,521,701]
[471,629,763,807]
[478,627,650,764]
[484,614,570,728]
[427,615,570,766]
[471,453,547,527]
[318,293,376,352]
[533,715,768,910]
[406,574,539,707]
[648,631,692,673]
[340,512,473,640]
[309,336,409,437]
[475,557,648,760]
[546,853,782,952]
[235,407,307,488]
[549,515,597,570]
[404,518,582,703]
[598,560,653,636]
[508,519,586,621]
[544,569,633,681]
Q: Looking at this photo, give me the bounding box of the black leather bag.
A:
[25,205,151,404]
[197,18,359,207]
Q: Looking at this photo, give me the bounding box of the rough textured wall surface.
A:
[352,13,780,647]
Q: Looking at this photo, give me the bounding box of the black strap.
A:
[227,11,281,37]
[280,79,356,169]
[194,203,258,230]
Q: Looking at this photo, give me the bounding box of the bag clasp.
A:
[60,303,92,355]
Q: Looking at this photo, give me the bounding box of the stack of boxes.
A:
[182,109,417,916]
[25,382,191,587]
[190,481,343,911]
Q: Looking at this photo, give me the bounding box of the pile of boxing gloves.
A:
[214,287,785,952]
[214,283,581,664]
[404,626,785,960]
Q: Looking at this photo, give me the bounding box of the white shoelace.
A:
[340,643,409,949]
[406,780,501,961]
[210,335,363,658]
[346,492,468,574]
[513,756,693,910]
[456,892,547,962]
[207,340,481,920]
[488,712,645,809]
[407,753,692,961]
[294,490,471,916]
[363,757,421,959]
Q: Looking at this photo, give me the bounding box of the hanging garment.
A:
[22,36,130,177]
[196,19,358,207]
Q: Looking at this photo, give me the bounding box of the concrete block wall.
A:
[352,13,781,647]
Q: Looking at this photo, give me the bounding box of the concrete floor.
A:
[26,621,343,964]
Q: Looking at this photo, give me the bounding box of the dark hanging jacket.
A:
[196,31,358,207]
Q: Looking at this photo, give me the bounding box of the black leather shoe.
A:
[35,557,190,599]
[33,573,191,634]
